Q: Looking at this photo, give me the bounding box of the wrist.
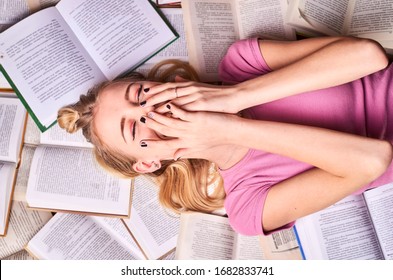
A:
[220,114,243,145]
[232,81,263,111]
[224,84,248,113]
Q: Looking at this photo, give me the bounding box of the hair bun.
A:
[57,108,80,133]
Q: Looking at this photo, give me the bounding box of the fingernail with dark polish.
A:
[140,141,147,147]
[143,88,150,93]
[140,116,146,123]
[140,100,146,107]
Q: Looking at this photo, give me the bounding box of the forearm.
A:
[227,117,392,182]
[233,37,389,111]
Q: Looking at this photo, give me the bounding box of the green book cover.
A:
[0,0,178,132]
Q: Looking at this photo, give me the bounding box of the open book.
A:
[134,8,189,76]
[24,176,179,260]
[0,97,26,236]
[175,211,301,260]
[25,213,146,260]
[23,117,132,217]
[2,250,34,260]
[156,0,181,6]
[0,0,178,132]
[0,0,61,26]
[295,182,393,260]
[286,0,393,51]
[0,200,52,259]
[122,176,180,260]
[0,73,12,91]
[3,250,35,260]
[181,0,296,81]
[1,121,53,257]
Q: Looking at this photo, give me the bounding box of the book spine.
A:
[293,226,306,260]
[0,65,49,132]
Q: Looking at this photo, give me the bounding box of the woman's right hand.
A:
[140,76,242,114]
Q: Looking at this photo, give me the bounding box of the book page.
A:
[0,0,60,25]
[0,162,17,236]
[3,250,34,260]
[288,0,393,49]
[13,145,36,202]
[285,0,311,32]
[135,8,188,77]
[40,122,93,148]
[0,72,12,90]
[146,8,188,63]
[122,176,179,259]
[0,8,106,130]
[96,217,146,260]
[29,0,61,11]
[233,234,264,259]
[26,213,142,259]
[0,200,52,258]
[175,212,237,260]
[24,115,91,147]
[157,0,181,5]
[258,228,302,260]
[57,0,178,80]
[0,92,17,98]
[297,0,354,35]
[236,0,295,40]
[99,216,147,260]
[0,0,30,24]
[295,195,384,260]
[23,116,41,146]
[124,177,178,259]
[160,249,176,260]
[347,0,393,41]
[364,183,393,260]
[182,0,239,82]
[0,97,26,163]
[26,146,131,216]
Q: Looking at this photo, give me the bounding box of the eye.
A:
[132,121,136,141]
[136,84,142,103]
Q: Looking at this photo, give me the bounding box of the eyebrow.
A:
[121,83,134,143]
[120,117,127,143]
[124,82,134,100]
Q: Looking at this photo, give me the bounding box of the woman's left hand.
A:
[141,76,241,114]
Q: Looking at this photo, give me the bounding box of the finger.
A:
[165,103,192,122]
[175,75,189,82]
[140,87,177,108]
[140,114,179,138]
[144,81,193,97]
[147,111,187,127]
[139,138,180,152]
[141,112,187,138]
[143,81,218,106]
[155,94,199,113]
[154,104,171,114]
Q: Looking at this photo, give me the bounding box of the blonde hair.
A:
[57,60,225,213]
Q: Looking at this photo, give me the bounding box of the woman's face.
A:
[93,81,175,171]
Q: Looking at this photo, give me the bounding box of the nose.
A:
[141,104,154,115]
